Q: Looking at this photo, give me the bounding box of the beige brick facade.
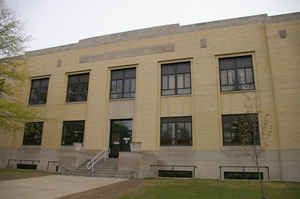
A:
[0,12,299,181]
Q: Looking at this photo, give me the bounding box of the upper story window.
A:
[29,78,49,105]
[110,68,136,99]
[160,116,192,146]
[23,122,43,146]
[161,62,191,96]
[222,114,260,146]
[219,55,255,92]
[61,120,85,146]
[66,73,89,102]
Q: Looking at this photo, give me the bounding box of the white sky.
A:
[4,0,300,51]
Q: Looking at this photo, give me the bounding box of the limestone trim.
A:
[65,69,91,75]
[79,43,175,63]
[31,74,51,80]
[107,63,139,70]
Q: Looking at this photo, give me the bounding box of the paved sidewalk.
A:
[0,175,126,199]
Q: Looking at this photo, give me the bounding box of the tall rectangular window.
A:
[66,73,89,102]
[160,116,192,146]
[219,55,255,91]
[161,62,191,96]
[61,120,85,146]
[29,78,49,105]
[110,68,136,99]
[23,122,43,145]
[222,114,260,146]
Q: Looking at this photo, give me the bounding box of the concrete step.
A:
[63,168,135,179]
[79,158,118,170]
[76,167,117,172]
[62,158,133,178]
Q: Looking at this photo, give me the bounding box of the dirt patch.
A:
[58,179,148,199]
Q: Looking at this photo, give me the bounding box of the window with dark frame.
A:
[160,116,192,146]
[66,73,89,102]
[110,68,136,99]
[219,55,255,91]
[222,114,260,146]
[161,62,191,96]
[61,120,85,146]
[23,122,43,146]
[29,78,49,105]
[224,171,264,180]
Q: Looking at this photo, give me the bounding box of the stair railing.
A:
[86,149,109,175]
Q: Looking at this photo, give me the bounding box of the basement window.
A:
[17,164,37,170]
[159,170,193,178]
[224,171,263,180]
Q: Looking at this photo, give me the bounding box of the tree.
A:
[235,112,270,199]
[0,8,39,131]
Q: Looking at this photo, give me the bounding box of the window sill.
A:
[221,145,261,151]
[110,98,135,102]
[160,94,192,99]
[19,145,41,150]
[28,104,46,107]
[60,145,84,151]
[160,145,193,150]
[221,89,256,95]
[65,101,87,105]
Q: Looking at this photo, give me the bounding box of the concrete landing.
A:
[0,175,126,199]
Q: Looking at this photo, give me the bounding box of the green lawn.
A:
[118,178,300,199]
[0,168,53,181]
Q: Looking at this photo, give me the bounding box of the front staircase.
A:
[62,158,136,179]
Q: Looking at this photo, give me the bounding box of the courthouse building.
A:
[0,12,299,181]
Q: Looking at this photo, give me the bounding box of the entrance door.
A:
[109,119,132,158]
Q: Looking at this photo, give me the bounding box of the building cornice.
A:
[26,12,300,57]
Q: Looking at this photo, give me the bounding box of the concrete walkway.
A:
[0,175,126,199]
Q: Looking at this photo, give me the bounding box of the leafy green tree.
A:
[0,9,39,131]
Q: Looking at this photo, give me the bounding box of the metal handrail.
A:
[86,149,109,171]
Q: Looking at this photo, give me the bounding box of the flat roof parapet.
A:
[26,12,300,57]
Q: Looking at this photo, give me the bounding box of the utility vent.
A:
[159,170,193,178]
[200,38,207,48]
[224,171,263,180]
[17,164,37,170]
[278,30,287,39]
[57,58,62,67]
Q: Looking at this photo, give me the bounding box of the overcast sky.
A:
[4,0,300,51]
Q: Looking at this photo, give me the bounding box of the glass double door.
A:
[109,119,132,158]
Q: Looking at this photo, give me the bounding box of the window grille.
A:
[161,62,191,96]
[219,56,255,91]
